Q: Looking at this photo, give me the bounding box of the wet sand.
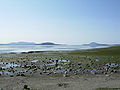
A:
[0,73,120,90]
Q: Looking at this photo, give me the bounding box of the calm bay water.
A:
[0,45,108,53]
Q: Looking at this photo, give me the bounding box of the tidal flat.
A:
[0,46,120,90]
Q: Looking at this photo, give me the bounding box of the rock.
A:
[90,71,96,75]
[63,72,69,77]
[40,72,42,75]
[105,74,110,77]
[23,85,30,90]
[0,88,3,90]
[21,73,25,77]
[63,74,67,77]
[57,83,69,88]
[16,74,21,76]
[57,83,63,87]
[24,85,28,89]
[10,75,14,77]
[0,67,2,70]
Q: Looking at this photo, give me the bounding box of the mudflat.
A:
[0,46,120,90]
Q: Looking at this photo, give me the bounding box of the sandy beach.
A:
[0,73,120,90]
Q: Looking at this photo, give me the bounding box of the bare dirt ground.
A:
[0,73,120,90]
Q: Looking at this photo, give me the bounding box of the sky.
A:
[0,0,120,44]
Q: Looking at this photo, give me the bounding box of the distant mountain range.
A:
[36,42,59,45]
[82,42,120,47]
[0,42,59,45]
[8,42,36,45]
[0,42,120,47]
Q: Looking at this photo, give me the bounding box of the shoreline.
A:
[0,45,110,54]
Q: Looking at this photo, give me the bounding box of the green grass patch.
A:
[69,46,120,56]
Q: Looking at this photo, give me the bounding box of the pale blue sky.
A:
[0,0,120,44]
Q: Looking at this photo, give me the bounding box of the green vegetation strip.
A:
[69,46,120,56]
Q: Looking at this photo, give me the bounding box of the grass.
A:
[69,46,120,56]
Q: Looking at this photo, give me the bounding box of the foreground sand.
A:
[0,73,120,90]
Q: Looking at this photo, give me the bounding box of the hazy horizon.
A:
[0,41,119,45]
[0,0,120,44]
